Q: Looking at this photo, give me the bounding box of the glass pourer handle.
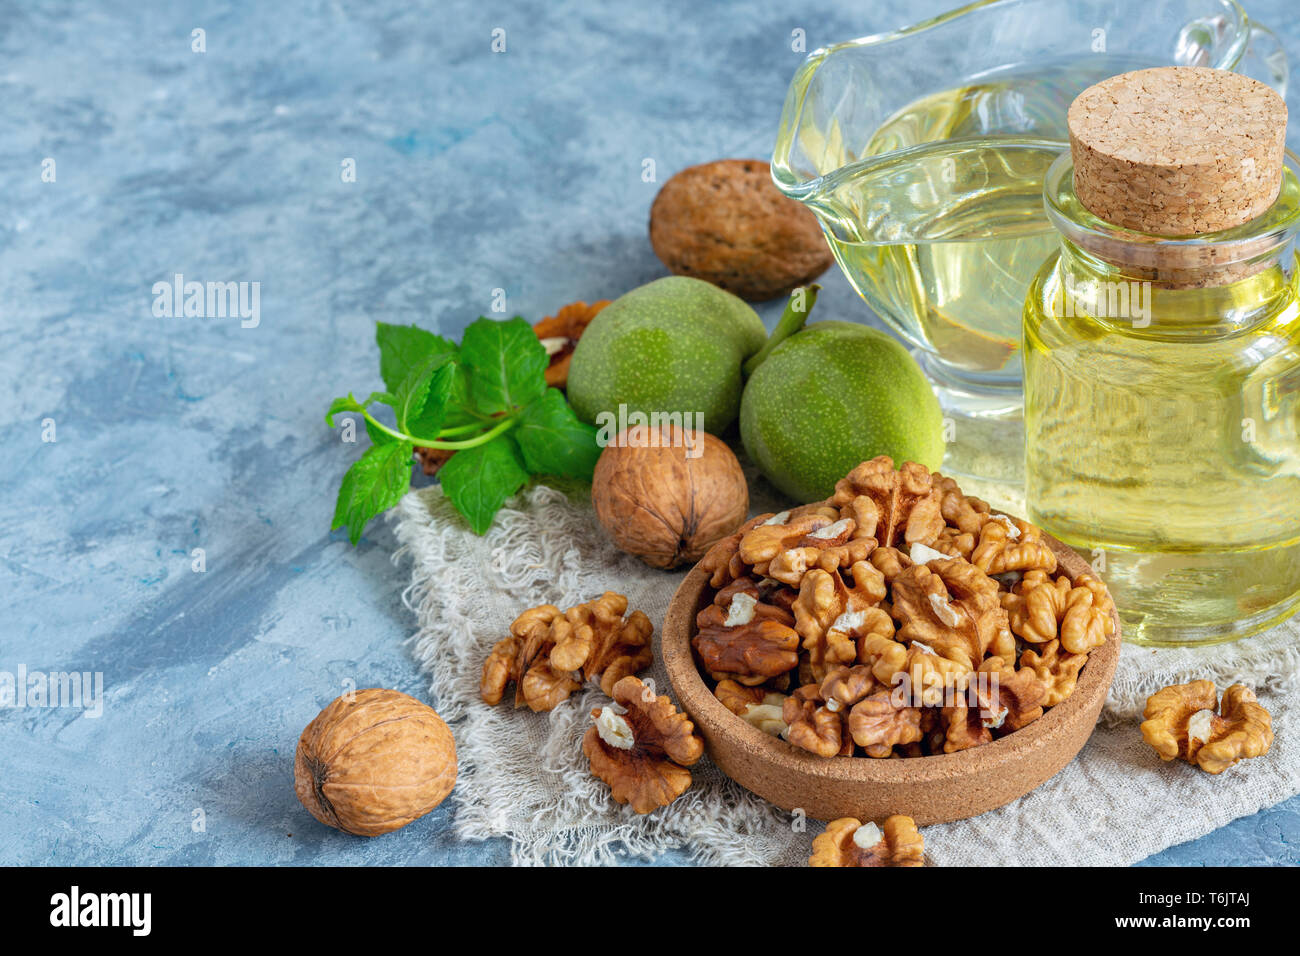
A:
[1241,20,1287,100]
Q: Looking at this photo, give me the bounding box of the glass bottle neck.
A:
[1054,240,1295,334]
[1042,150,1300,334]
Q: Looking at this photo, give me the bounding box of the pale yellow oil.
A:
[1024,253,1300,645]
[817,56,1160,379]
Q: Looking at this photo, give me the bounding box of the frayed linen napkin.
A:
[394,484,1298,866]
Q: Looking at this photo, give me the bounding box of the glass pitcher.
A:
[771,0,1287,506]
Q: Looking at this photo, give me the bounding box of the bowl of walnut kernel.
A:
[662,456,1121,825]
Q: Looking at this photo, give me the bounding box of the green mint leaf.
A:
[406,362,457,438]
[514,389,601,479]
[393,352,456,437]
[365,418,396,445]
[331,440,414,545]
[373,322,477,429]
[438,433,529,535]
[328,394,393,445]
[375,322,457,395]
[325,395,362,427]
[459,316,547,415]
[361,391,396,409]
[438,362,479,428]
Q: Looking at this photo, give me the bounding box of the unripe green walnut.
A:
[567,276,767,435]
[740,320,945,502]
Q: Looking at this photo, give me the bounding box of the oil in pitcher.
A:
[783,54,1164,496]
[772,0,1290,498]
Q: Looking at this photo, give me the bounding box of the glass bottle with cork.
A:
[1023,66,1300,646]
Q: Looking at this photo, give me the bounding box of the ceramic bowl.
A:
[661,533,1121,825]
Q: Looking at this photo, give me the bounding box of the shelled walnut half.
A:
[1140,680,1273,774]
[848,691,924,757]
[533,300,609,388]
[481,592,652,711]
[583,676,704,813]
[829,457,944,549]
[890,556,1005,669]
[783,683,853,757]
[809,815,925,867]
[694,580,800,686]
[1001,569,1114,655]
[714,680,789,738]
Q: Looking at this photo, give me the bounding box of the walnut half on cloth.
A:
[583,676,704,814]
[1140,680,1273,775]
[480,592,653,711]
[809,815,925,867]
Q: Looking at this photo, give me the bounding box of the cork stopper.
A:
[1068,67,1286,236]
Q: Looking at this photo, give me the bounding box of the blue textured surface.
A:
[2,0,1297,866]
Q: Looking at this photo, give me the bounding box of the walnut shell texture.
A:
[649,158,833,301]
[592,425,748,569]
[294,688,457,837]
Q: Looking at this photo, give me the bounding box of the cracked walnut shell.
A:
[583,676,704,813]
[1140,680,1273,774]
[809,815,925,867]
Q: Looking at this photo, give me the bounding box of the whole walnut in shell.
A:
[649,158,833,301]
[294,688,457,836]
[592,424,748,569]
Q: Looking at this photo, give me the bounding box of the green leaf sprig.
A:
[326,316,600,542]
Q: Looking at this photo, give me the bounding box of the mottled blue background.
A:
[2,0,1296,865]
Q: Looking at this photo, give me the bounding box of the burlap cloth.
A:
[394,483,1299,866]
